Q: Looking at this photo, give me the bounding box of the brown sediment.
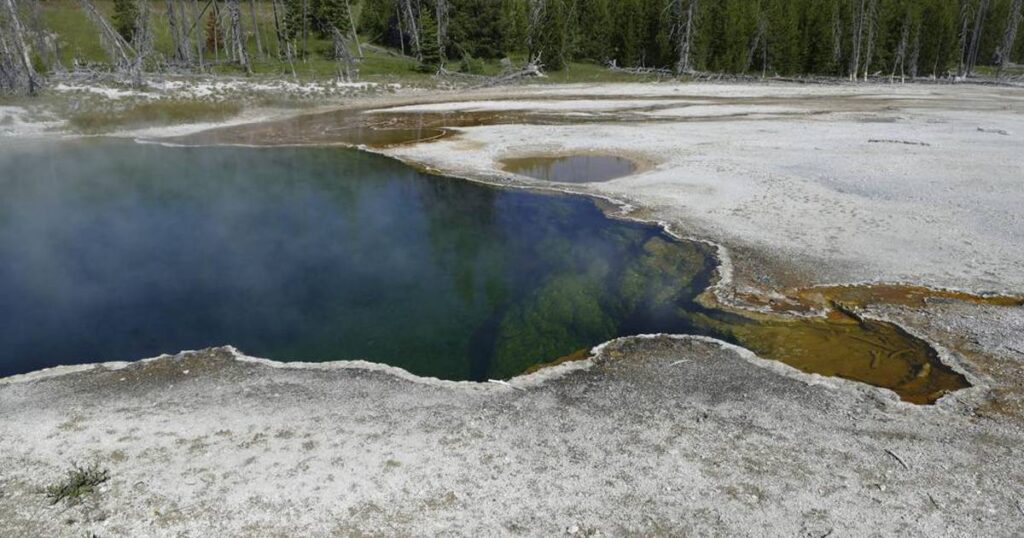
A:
[520,297,971,404]
[172,109,458,148]
[523,348,592,376]
[697,286,975,404]
[169,93,866,148]
[696,307,969,405]
[166,86,1024,149]
[798,284,1024,309]
[172,108,556,147]
[733,283,1024,315]
[499,154,640,183]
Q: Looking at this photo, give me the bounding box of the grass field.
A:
[40,0,431,81]
[37,0,652,85]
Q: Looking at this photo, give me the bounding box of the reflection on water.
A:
[0,141,968,403]
[501,155,638,183]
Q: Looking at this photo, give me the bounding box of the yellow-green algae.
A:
[506,236,970,404]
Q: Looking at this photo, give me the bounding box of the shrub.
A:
[44,463,111,504]
[459,55,486,75]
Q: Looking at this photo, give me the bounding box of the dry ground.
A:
[1,337,1022,537]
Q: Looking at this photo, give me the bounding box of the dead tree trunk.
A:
[0,0,41,95]
[191,0,205,69]
[271,0,283,57]
[745,11,767,75]
[166,0,193,64]
[475,53,545,87]
[166,0,181,59]
[79,0,144,86]
[248,0,264,59]
[526,0,544,55]
[997,0,1023,77]
[211,0,221,61]
[271,0,296,77]
[0,28,16,93]
[301,0,309,60]
[28,0,61,74]
[957,0,971,76]
[673,0,698,75]
[849,0,866,80]
[890,13,910,83]
[964,0,990,77]
[861,0,878,80]
[832,2,843,74]
[331,24,356,82]
[435,0,448,61]
[133,0,153,64]
[227,0,251,74]
[908,21,921,78]
[395,1,405,55]
[401,0,421,60]
[345,0,361,58]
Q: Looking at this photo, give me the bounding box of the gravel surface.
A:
[1,339,1022,537]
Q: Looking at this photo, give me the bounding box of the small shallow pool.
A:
[501,154,638,183]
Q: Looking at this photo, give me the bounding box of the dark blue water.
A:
[0,140,715,379]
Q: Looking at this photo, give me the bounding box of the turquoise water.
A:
[0,140,716,379]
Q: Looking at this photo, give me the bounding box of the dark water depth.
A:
[0,140,967,402]
[0,141,714,380]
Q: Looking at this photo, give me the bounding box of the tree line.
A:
[3,0,1024,96]
[364,0,1024,78]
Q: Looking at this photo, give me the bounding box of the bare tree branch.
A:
[997,0,1023,77]
[0,0,42,94]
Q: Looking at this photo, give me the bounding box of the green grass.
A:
[40,0,431,82]
[43,0,278,68]
[44,463,110,505]
[37,0,661,86]
[973,64,1024,77]
[541,62,669,84]
[67,99,243,133]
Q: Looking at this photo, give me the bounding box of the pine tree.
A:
[206,8,223,54]
[766,0,800,75]
[801,0,839,74]
[418,8,441,70]
[112,0,139,43]
[919,0,958,76]
[319,0,351,36]
[450,0,506,59]
[283,0,304,41]
[347,0,1012,78]
[304,0,351,37]
[528,0,570,70]
[576,0,611,62]
[499,0,529,55]
[639,0,673,67]
[359,0,401,51]
[611,0,643,67]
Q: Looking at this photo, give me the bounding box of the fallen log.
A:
[434,55,546,88]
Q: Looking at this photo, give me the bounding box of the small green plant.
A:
[44,463,110,505]
[459,55,487,75]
